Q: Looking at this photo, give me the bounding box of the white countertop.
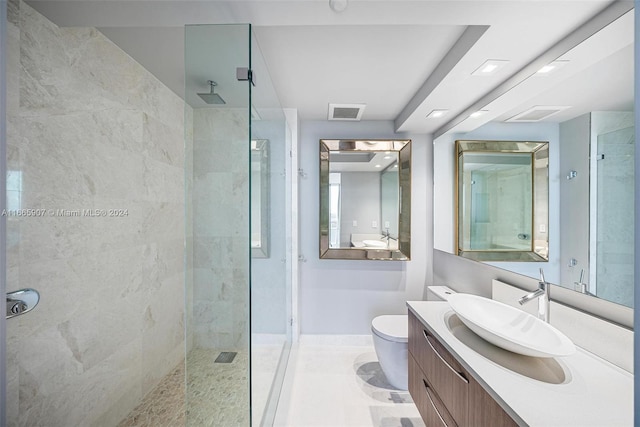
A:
[408,301,633,427]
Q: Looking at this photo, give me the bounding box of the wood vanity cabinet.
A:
[408,311,518,427]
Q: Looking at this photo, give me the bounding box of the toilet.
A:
[371,286,455,390]
[371,315,409,389]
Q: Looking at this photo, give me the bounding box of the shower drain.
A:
[214,351,237,363]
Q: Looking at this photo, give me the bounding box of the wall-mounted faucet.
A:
[518,268,550,322]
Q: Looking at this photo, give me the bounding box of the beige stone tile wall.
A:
[5,1,188,424]
[191,108,249,351]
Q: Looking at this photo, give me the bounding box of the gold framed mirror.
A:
[319,139,411,260]
[456,140,549,262]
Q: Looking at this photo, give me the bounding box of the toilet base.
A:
[372,332,408,390]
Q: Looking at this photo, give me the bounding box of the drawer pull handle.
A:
[423,330,469,384]
[423,379,450,427]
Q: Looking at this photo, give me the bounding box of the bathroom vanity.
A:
[407,301,633,427]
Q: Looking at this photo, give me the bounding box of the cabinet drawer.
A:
[409,311,469,426]
[409,353,458,427]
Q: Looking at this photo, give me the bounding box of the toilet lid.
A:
[371,315,408,343]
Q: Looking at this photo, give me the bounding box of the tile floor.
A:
[282,340,425,427]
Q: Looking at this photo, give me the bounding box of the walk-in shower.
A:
[2,4,293,424]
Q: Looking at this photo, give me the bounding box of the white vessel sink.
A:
[362,239,387,248]
[447,293,576,358]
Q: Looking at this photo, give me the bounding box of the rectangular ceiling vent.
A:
[506,105,570,122]
[328,103,366,121]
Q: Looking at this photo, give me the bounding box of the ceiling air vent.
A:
[328,103,366,121]
[506,105,570,122]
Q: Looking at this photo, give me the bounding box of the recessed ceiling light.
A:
[394,164,398,168]
[426,109,449,119]
[471,60,509,76]
[536,60,569,75]
[469,110,488,118]
[384,155,392,160]
[375,164,382,168]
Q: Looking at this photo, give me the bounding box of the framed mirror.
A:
[456,140,549,262]
[251,139,269,258]
[319,139,411,260]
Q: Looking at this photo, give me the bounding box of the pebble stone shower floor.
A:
[117,350,249,427]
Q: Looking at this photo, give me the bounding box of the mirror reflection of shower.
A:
[591,112,635,307]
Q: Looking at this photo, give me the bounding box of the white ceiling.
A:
[252,24,466,121]
[26,0,633,135]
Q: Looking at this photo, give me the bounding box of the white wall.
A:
[433,121,560,284]
[299,120,432,335]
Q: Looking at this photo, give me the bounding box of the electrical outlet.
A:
[539,224,546,233]
[353,220,357,227]
[372,220,377,228]
[384,221,390,228]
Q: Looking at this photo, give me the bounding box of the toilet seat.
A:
[371,315,408,343]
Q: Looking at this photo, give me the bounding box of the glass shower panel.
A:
[595,125,635,307]
[185,24,251,426]
[249,28,293,426]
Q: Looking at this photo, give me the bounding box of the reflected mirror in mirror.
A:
[456,140,549,262]
[251,139,269,258]
[433,9,633,309]
[320,139,411,260]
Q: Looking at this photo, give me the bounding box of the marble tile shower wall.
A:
[192,108,249,350]
[5,1,189,425]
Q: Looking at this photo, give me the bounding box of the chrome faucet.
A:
[518,268,550,322]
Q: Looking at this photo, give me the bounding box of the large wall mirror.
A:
[456,140,549,262]
[320,139,411,260]
[434,9,634,309]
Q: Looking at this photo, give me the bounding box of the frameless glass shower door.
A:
[185,23,252,426]
[185,23,293,426]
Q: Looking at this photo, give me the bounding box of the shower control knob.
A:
[10,301,27,314]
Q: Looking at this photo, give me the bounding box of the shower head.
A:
[198,80,226,105]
